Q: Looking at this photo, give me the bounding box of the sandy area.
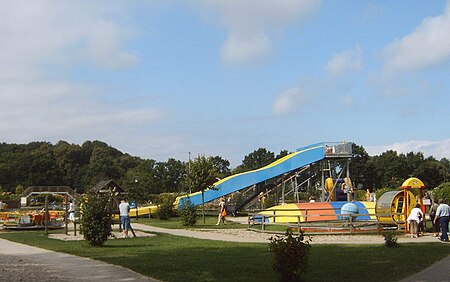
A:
[48,230,155,241]
[196,228,443,244]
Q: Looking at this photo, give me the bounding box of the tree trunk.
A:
[202,190,205,224]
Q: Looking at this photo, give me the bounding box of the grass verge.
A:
[0,231,448,282]
[133,215,248,230]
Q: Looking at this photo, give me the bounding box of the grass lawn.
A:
[133,215,249,230]
[133,215,288,233]
[0,230,448,282]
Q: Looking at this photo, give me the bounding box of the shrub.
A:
[432,182,450,204]
[269,229,311,282]
[156,195,175,220]
[382,230,398,248]
[80,193,114,247]
[178,198,197,226]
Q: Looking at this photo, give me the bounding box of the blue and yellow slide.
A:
[176,143,329,208]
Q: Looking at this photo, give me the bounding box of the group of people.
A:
[407,199,450,242]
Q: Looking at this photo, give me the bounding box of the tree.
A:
[234,148,275,173]
[414,158,448,188]
[350,144,376,189]
[163,158,185,193]
[210,156,231,178]
[370,150,408,188]
[124,159,156,205]
[184,155,218,223]
[87,145,123,186]
[275,150,290,160]
[28,142,63,185]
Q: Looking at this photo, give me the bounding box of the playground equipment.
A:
[376,190,417,225]
[375,177,426,232]
[0,186,76,230]
[175,142,353,211]
[258,201,376,223]
[253,177,427,232]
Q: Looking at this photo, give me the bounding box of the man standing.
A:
[119,198,131,238]
[434,199,450,242]
[68,200,76,222]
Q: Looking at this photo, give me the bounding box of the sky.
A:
[1,0,449,167]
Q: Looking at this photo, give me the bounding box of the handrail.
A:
[247,210,406,234]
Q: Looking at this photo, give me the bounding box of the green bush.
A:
[178,198,197,226]
[432,182,450,203]
[156,195,175,220]
[381,230,398,248]
[353,189,366,201]
[80,193,114,247]
[269,229,311,282]
[264,194,276,209]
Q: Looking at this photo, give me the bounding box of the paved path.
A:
[398,254,450,282]
[0,238,159,282]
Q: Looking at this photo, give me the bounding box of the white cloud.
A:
[221,33,272,65]
[382,2,450,72]
[366,139,450,160]
[0,80,168,143]
[80,20,138,69]
[198,0,320,65]
[325,45,363,76]
[0,1,138,79]
[0,1,166,145]
[272,86,312,115]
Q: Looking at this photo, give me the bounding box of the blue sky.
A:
[1,1,449,167]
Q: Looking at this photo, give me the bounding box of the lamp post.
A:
[134,176,138,221]
[188,152,191,194]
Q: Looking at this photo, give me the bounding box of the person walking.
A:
[216,197,227,225]
[434,199,450,242]
[429,200,440,237]
[119,198,131,238]
[68,200,76,222]
[407,204,424,238]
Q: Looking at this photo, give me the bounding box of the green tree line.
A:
[0,141,449,198]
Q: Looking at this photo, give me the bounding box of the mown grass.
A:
[0,230,448,282]
[133,215,249,230]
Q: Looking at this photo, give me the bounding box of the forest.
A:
[0,140,449,199]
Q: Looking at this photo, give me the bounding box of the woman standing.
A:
[216,197,227,225]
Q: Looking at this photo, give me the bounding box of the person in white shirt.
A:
[119,198,131,238]
[407,204,424,238]
[68,200,76,222]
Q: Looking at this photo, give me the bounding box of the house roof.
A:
[94,180,124,193]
